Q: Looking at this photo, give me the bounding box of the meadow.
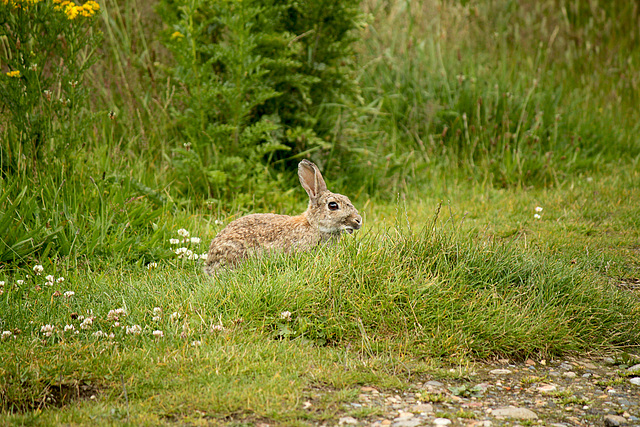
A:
[1,0,639,424]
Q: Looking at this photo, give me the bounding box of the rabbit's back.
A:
[204,213,322,273]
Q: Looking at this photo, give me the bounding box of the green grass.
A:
[2,0,640,424]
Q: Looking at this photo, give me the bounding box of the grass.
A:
[2,0,640,424]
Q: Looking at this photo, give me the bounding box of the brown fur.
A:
[204,160,362,274]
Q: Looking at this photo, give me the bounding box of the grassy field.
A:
[1,0,640,424]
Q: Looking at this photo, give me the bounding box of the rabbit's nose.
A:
[354,216,362,228]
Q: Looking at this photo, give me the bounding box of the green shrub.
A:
[156,0,363,202]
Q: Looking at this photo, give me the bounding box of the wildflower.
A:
[152,316,161,322]
[108,333,115,339]
[6,70,20,78]
[169,312,180,321]
[34,285,42,291]
[280,311,292,321]
[126,325,142,335]
[171,31,185,40]
[534,214,541,220]
[69,80,78,88]
[40,324,55,337]
[147,262,158,270]
[210,324,224,333]
[2,331,12,340]
[191,340,202,347]
[0,281,4,287]
[64,324,75,332]
[33,265,44,275]
[57,277,65,283]
[169,238,179,245]
[214,220,223,225]
[175,247,188,256]
[152,330,164,338]
[177,228,190,238]
[187,251,198,260]
[92,331,105,338]
[29,63,38,72]
[535,206,543,213]
[114,321,120,327]
[45,274,54,283]
[107,308,126,321]
[153,307,162,315]
[43,90,52,101]
[190,237,201,244]
[0,289,3,295]
[200,253,208,260]
[108,111,117,120]
[53,290,62,297]
[80,317,93,329]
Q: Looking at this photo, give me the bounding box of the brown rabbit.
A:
[204,160,362,274]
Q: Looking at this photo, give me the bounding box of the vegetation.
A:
[1,0,639,424]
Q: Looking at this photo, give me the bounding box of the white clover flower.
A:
[108,333,115,339]
[175,247,188,257]
[45,275,54,283]
[535,206,543,213]
[169,312,180,321]
[153,307,162,315]
[114,322,120,327]
[0,289,3,295]
[126,325,142,335]
[64,324,75,332]
[1,330,12,340]
[152,330,164,338]
[534,214,541,219]
[40,324,55,336]
[63,291,75,298]
[152,316,161,322]
[169,238,180,245]
[17,280,24,285]
[177,229,190,238]
[0,280,4,287]
[80,317,93,329]
[191,340,202,347]
[200,253,208,260]
[33,265,44,275]
[107,308,126,321]
[78,315,85,321]
[147,262,158,270]
[214,220,223,225]
[190,237,201,245]
[280,311,292,321]
[187,252,199,261]
[210,324,224,333]
[56,277,65,283]
[93,331,106,338]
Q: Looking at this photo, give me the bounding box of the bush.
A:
[156,0,363,203]
[0,0,102,176]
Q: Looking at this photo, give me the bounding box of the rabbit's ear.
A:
[298,160,327,200]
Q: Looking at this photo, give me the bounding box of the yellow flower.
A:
[6,70,21,78]
[85,0,99,11]
[171,31,185,40]
[65,4,79,19]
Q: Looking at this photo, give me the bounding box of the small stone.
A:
[361,386,378,393]
[629,377,640,386]
[425,380,444,387]
[393,419,422,427]
[559,363,573,370]
[491,407,538,420]
[525,359,536,366]
[581,361,597,370]
[381,420,392,426]
[627,364,640,373]
[394,412,414,420]
[489,369,512,375]
[562,372,577,378]
[433,418,452,426]
[582,373,592,378]
[411,404,433,413]
[604,414,627,426]
[339,416,358,425]
[537,384,557,393]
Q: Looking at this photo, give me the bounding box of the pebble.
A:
[562,371,577,378]
[491,406,538,419]
[425,380,443,387]
[627,364,640,373]
[537,384,558,393]
[411,404,433,413]
[393,420,422,427]
[489,369,512,375]
[339,416,358,425]
[604,414,627,426]
[433,418,452,426]
[629,377,640,386]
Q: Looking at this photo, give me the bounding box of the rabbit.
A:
[203,160,362,274]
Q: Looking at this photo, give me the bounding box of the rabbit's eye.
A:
[328,201,339,211]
